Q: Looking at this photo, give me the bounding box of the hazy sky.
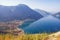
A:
[0,0,60,13]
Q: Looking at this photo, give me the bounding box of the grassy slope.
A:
[0,32,60,40]
[0,33,48,40]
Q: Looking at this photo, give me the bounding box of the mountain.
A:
[24,16,60,34]
[53,12,60,19]
[0,4,43,22]
[35,9,50,17]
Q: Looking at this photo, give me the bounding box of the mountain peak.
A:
[18,4,28,6]
[17,4,30,9]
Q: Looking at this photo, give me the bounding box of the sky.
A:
[0,0,60,13]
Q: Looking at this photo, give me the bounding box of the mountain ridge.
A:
[0,4,43,22]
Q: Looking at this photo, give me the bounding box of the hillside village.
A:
[0,20,24,35]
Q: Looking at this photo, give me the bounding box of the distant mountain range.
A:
[24,16,60,34]
[53,12,60,19]
[35,9,50,17]
[0,4,43,22]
